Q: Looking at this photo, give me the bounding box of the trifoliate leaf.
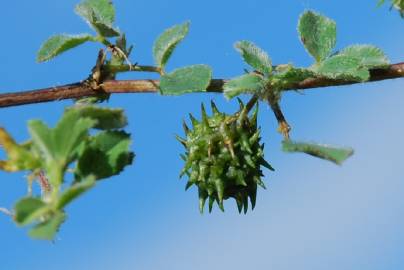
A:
[57,176,96,209]
[28,211,66,241]
[0,129,41,172]
[282,140,354,165]
[223,73,264,99]
[153,22,190,68]
[313,54,370,81]
[37,34,94,63]
[159,65,212,95]
[67,105,128,130]
[298,10,337,62]
[14,197,47,226]
[234,40,272,75]
[75,0,120,37]
[75,131,134,180]
[338,45,390,68]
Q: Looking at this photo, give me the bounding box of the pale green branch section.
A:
[104,64,162,74]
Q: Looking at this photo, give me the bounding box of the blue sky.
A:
[0,0,403,269]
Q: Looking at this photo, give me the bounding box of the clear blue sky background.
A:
[0,0,403,269]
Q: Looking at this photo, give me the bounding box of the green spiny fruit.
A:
[177,99,274,214]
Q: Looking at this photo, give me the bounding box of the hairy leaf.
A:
[234,40,272,75]
[14,197,47,226]
[298,10,337,62]
[153,22,190,68]
[68,105,128,130]
[37,34,94,62]
[75,131,134,180]
[223,73,264,99]
[28,211,66,240]
[338,45,390,68]
[282,140,354,165]
[313,54,370,81]
[159,65,212,95]
[75,0,119,37]
[57,176,96,209]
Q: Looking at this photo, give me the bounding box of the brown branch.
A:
[0,63,403,108]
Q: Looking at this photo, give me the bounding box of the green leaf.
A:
[0,129,41,172]
[282,140,354,165]
[223,73,264,99]
[159,65,212,95]
[68,105,128,130]
[29,110,96,167]
[14,197,47,225]
[298,10,337,62]
[75,0,119,37]
[57,176,96,209]
[37,34,94,63]
[234,41,272,75]
[28,110,96,187]
[153,22,190,68]
[28,211,66,241]
[338,45,390,68]
[313,54,370,81]
[75,131,134,180]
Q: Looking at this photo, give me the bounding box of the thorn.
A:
[243,195,249,214]
[255,176,267,189]
[182,120,190,135]
[249,132,260,145]
[210,100,220,115]
[250,104,259,126]
[236,196,243,213]
[260,158,275,171]
[215,179,224,204]
[201,103,209,126]
[236,171,247,186]
[185,181,194,190]
[237,98,245,110]
[189,113,199,127]
[208,196,215,213]
[175,135,187,147]
[249,186,257,210]
[241,134,253,153]
[199,189,208,214]
[218,199,225,212]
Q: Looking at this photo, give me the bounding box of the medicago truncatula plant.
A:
[0,0,402,240]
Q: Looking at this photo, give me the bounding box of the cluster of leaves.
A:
[37,0,132,72]
[224,10,390,100]
[0,105,134,239]
[220,10,389,164]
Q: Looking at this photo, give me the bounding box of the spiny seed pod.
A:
[177,99,274,214]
